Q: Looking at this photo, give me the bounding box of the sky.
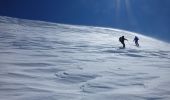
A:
[0,0,170,42]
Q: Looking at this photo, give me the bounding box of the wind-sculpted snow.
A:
[0,16,170,100]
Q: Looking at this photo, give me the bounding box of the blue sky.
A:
[0,0,170,42]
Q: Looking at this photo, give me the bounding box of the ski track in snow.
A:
[0,16,170,100]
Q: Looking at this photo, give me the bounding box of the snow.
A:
[0,16,170,100]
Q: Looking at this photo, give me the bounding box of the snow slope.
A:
[0,16,170,100]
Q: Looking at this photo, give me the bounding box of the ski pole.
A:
[127,41,132,48]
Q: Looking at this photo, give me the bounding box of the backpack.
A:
[119,37,122,42]
[135,36,139,41]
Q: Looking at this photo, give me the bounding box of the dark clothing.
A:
[122,41,125,48]
[119,36,127,48]
[134,36,139,47]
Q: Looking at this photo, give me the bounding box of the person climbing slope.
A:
[119,36,128,48]
[133,36,139,47]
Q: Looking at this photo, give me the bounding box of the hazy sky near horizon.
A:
[0,0,170,42]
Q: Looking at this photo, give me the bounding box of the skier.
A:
[119,36,128,48]
[133,36,139,47]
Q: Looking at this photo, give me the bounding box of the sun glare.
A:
[114,0,137,25]
[115,0,132,17]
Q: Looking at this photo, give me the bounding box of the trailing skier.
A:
[133,36,139,47]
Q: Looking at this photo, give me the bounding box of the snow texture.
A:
[0,16,170,100]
